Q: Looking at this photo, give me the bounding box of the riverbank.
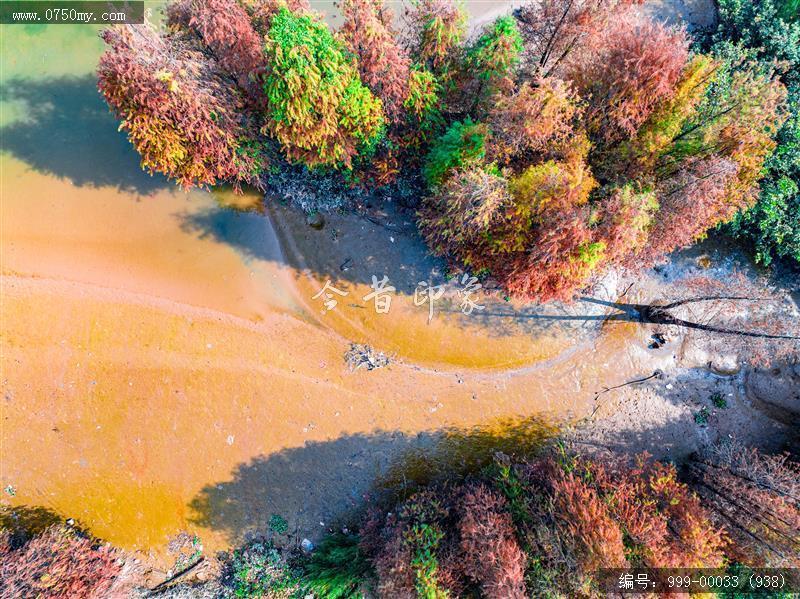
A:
[3,0,798,583]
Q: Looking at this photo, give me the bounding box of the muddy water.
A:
[0,10,661,567]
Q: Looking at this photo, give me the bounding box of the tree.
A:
[360,448,729,597]
[463,16,524,107]
[687,440,800,568]
[262,7,385,169]
[166,0,265,104]
[704,0,800,265]
[0,525,122,598]
[641,156,741,264]
[339,0,411,123]
[486,78,580,167]
[418,166,514,270]
[515,0,641,78]
[422,119,488,187]
[594,184,658,265]
[405,0,467,71]
[98,25,264,189]
[567,13,691,148]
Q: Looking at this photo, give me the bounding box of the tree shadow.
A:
[0,75,170,194]
[0,505,73,549]
[179,201,617,341]
[188,416,559,546]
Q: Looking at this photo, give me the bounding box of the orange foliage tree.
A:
[98,25,264,189]
[339,0,412,123]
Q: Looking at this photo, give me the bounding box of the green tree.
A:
[465,15,523,102]
[422,119,488,187]
[707,0,800,265]
[263,7,385,169]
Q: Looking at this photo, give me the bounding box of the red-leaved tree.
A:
[167,0,266,105]
[0,525,123,598]
[516,0,642,78]
[567,13,691,147]
[339,0,412,123]
[98,25,263,189]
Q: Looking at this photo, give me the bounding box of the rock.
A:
[708,357,741,377]
[306,212,325,230]
[301,538,314,553]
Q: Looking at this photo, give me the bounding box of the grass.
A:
[710,392,728,409]
[694,407,711,426]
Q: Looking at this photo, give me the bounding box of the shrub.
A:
[0,524,122,598]
[422,120,488,187]
[403,65,443,140]
[609,53,718,180]
[498,139,599,301]
[242,0,311,35]
[262,7,385,169]
[228,539,302,598]
[98,25,264,189]
[302,533,371,599]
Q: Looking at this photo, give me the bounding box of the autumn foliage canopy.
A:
[98,0,789,302]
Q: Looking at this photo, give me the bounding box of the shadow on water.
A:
[0,75,171,194]
[187,417,558,545]
[179,198,286,266]
[0,505,76,549]
[179,202,616,341]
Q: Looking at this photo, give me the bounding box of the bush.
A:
[486,78,580,166]
[0,524,122,598]
[417,166,513,270]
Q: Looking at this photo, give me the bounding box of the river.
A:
[0,5,672,567]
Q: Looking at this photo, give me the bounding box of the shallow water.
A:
[0,8,657,566]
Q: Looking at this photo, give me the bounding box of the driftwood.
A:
[146,557,206,595]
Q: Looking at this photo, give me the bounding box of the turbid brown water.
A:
[0,6,683,567]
